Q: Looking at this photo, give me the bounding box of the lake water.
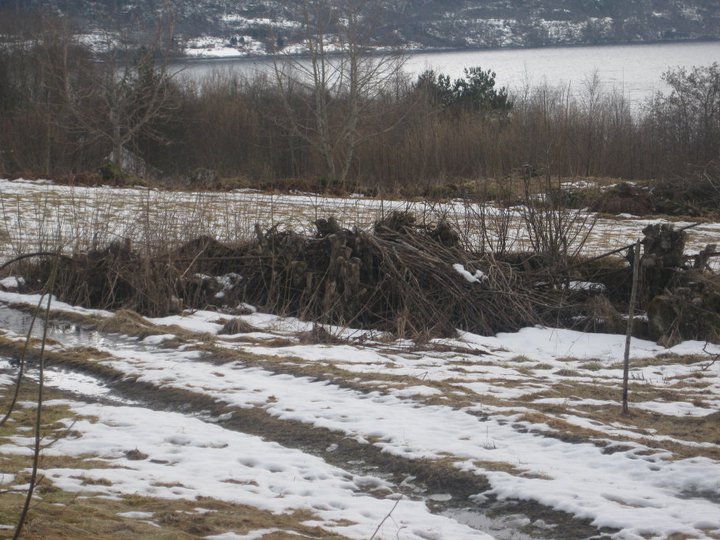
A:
[174,40,720,105]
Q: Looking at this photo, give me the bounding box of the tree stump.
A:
[641,224,687,299]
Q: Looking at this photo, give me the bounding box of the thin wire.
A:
[13,253,59,539]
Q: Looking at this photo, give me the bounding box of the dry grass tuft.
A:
[217,318,260,335]
[96,309,159,334]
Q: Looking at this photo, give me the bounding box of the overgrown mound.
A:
[20,213,554,338]
[27,239,183,317]
[15,215,719,343]
[640,224,720,344]
[588,167,720,218]
[236,213,548,337]
[590,182,654,215]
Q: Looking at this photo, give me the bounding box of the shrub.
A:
[414,67,512,112]
[98,161,125,182]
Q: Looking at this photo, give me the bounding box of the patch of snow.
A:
[568,280,607,293]
[0,277,24,290]
[0,290,112,319]
[390,386,442,398]
[141,334,176,345]
[44,402,489,540]
[633,401,717,418]
[117,511,154,519]
[453,263,488,284]
[206,531,279,540]
[148,311,224,335]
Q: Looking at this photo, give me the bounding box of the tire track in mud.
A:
[0,333,616,540]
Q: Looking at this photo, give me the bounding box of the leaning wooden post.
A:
[622,240,642,416]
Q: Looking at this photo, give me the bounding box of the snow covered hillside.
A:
[4,0,719,57]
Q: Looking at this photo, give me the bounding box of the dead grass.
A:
[0,492,344,539]
[518,393,720,460]
[0,402,73,441]
[472,460,551,479]
[208,341,534,410]
[95,309,160,335]
[517,411,611,444]
[523,370,720,458]
[0,335,497,509]
[582,362,604,371]
[588,409,720,457]
[0,301,214,345]
[95,310,215,344]
[0,335,123,383]
[527,377,708,406]
[9,309,717,462]
[608,354,711,369]
[216,318,262,335]
[534,363,554,370]
[0,301,107,328]
[553,368,582,377]
[3,297,719,486]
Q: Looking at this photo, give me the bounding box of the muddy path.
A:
[0,306,616,539]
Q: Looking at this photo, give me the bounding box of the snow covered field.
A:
[0,178,719,538]
[0,178,719,261]
[0,287,717,538]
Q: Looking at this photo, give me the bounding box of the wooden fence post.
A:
[622,240,642,416]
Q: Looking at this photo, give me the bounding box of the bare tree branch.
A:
[272,0,407,186]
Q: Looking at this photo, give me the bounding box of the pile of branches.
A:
[20,212,557,338]
[233,212,547,337]
[17,213,720,344]
[26,239,184,317]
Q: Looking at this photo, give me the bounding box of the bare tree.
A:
[272,0,407,186]
[649,62,720,168]
[47,9,178,176]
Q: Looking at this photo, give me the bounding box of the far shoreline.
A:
[172,36,720,64]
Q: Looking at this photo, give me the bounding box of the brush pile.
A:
[26,238,183,317]
[21,212,554,337]
[232,212,546,337]
[16,213,718,342]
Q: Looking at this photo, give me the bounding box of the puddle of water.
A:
[0,304,163,353]
[444,509,538,540]
[0,304,102,345]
